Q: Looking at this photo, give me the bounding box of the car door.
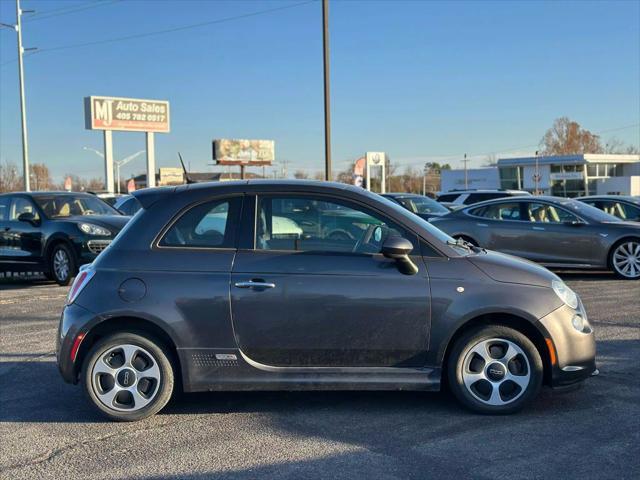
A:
[2,196,45,269]
[465,201,529,256]
[0,196,13,265]
[230,193,431,368]
[519,201,602,265]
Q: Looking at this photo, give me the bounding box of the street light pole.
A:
[15,0,32,191]
[322,0,332,181]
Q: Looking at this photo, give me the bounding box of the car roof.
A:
[458,195,570,209]
[0,191,96,197]
[439,189,529,194]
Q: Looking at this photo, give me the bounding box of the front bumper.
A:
[56,302,96,384]
[539,303,597,387]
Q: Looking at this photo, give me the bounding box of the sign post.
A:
[365,152,386,193]
[85,96,170,192]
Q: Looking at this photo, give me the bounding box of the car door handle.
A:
[476,223,489,227]
[234,280,276,289]
[532,226,545,231]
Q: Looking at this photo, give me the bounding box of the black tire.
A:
[82,332,175,422]
[608,238,640,280]
[447,325,543,414]
[49,243,76,286]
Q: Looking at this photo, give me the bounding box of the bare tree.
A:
[0,161,22,192]
[30,163,53,191]
[293,170,309,179]
[604,137,640,154]
[540,117,603,155]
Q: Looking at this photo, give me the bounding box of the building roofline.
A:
[497,153,640,167]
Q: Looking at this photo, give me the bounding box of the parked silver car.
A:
[430,196,640,279]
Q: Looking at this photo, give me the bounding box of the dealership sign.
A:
[85,96,170,133]
[212,139,274,165]
[550,172,584,181]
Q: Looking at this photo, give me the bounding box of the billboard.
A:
[212,139,274,165]
[85,96,170,133]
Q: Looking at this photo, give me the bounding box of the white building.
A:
[497,154,640,197]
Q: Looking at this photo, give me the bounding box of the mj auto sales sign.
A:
[85,96,170,133]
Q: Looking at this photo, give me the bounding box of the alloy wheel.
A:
[53,249,70,281]
[461,338,531,406]
[612,241,640,279]
[91,344,161,412]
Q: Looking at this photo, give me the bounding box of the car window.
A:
[437,193,459,202]
[119,197,140,216]
[33,195,118,218]
[469,202,522,221]
[10,197,40,221]
[600,200,640,221]
[526,202,579,223]
[256,195,411,254]
[159,197,241,248]
[0,197,10,221]
[403,196,449,215]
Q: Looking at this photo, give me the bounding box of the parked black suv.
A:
[0,192,129,285]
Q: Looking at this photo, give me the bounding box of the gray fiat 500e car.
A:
[57,181,596,420]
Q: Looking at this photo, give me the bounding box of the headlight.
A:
[78,223,111,236]
[552,279,579,309]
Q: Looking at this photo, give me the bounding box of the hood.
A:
[60,215,130,232]
[467,250,557,288]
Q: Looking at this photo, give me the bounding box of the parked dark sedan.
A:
[382,193,450,221]
[0,192,129,285]
[430,196,640,279]
[578,195,640,222]
[57,181,596,421]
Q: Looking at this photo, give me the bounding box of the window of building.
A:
[499,167,522,190]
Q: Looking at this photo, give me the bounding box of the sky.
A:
[1,0,639,184]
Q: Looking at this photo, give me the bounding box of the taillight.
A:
[67,266,95,305]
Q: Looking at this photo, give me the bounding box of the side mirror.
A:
[17,212,38,225]
[381,236,418,275]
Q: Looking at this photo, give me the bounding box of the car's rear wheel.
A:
[610,239,640,280]
[49,243,76,286]
[447,325,543,414]
[82,332,175,421]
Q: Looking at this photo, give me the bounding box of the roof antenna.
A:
[178,152,195,184]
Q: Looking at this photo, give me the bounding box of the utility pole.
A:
[322,0,332,181]
[3,0,36,191]
[534,150,540,196]
[462,153,469,189]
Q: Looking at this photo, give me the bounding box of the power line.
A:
[24,0,123,23]
[0,0,315,66]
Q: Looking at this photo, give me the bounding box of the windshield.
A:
[402,196,449,215]
[557,199,622,223]
[34,195,119,218]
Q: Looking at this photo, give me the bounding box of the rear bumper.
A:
[56,302,96,384]
[539,303,597,388]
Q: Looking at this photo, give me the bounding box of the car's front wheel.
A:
[447,325,543,414]
[610,239,640,280]
[49,243,76,286]
[82,332,175,421]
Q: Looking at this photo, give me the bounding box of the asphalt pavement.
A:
[0,272,638,479]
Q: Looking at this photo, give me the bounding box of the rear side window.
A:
[437,194,459,202]
[0,197,10,221]
[159,197,241,248]
[469,202,522,220]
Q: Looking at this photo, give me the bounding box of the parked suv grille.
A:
[87,240,112,254]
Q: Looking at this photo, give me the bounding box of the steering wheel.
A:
[84,209,96,215]
[352,224,378,253]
